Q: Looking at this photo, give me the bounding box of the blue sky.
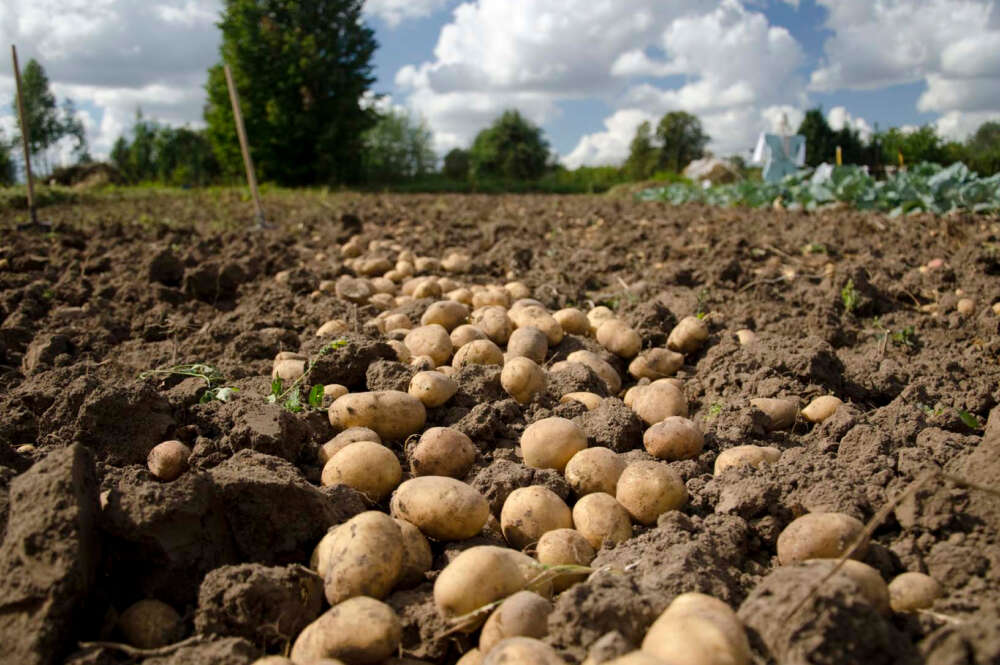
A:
[1,0,998,167]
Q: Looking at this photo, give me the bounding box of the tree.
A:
[0,129,15,185]
[964,121,1000,175]
[655,111,708,173]
[469,110,550,181]
[361,108,436,183]
[111,109,220,186]
[879,126,944,166]
[11,59,88,174]
[797,108,837,167]
[443,148,470,180]
[204,0,378,185]
[624,120,659,180]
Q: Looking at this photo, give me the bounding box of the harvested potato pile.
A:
[1,194,997,665]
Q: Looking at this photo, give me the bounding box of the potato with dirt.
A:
[320,440,402,501]
[643,416,704,461]
[596,319,642,358]
[403,324,454,366]
[408,370,458,407]
[536,528,596,591]
[776,512,868,564]
[433,546,530,621]
[147,440,191,481]
[642,592,749,665]
[566,350,622,394]
[572,492,633,549]
[118,599,184,649]
[328,390,427,440]
[713,445,781,475]
[564,447,625,496]
[666,316,709,353]
[631,381,689,424]
[290,596,401,665]
[453,338,505,368]
[888,572,942,613]
[479,590,554,654]
[506,326,549,364]
[500,486,573,550]
[390,476,490,541]
[410,427,477,478]
[509,305,564,345]
[421,300,470,330]
[615,461,687,525]
[628,348,683,380]
[501,356,547,404]
[320,511,404,605]
[520,417,588,472]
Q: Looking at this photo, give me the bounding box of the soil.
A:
[0,192,998,665]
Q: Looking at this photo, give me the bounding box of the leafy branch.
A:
[268,339,347,413]
[139,363,239,403]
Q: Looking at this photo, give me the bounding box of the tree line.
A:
[2,0,998,189]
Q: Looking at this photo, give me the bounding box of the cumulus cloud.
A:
[398,0,807,161]
[810,0,1000,137]
[827,106,872,142]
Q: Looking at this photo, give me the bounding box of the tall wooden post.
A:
[11,45,39,227]
[224,63,267,228]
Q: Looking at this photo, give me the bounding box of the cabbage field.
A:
[640,162,1000,216]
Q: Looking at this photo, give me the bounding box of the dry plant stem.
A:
[784,469,1000,621]
[77,635,204,658]
[11,45,38,227]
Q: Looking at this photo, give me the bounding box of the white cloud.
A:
[810,0,1000,139]
[827,106,872,142]
[398,0,807,163]
[364,0,450,28]
[935,110,1000,141]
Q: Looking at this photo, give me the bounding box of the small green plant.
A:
[891,326,916,347]
[268,339,347,412]
[695,288,710,319]
[802,242,827,255]
[841,279,859,314]
[958,409,982,429]
[706,402,723,419]
[139,362,239,403]
[917,402,944,417]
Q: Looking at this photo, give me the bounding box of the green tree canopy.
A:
[0,129,16,185]
[204,0,378,185]
[624,120,659,180]
[361,107,436,183]
[964,120,1000,175]
[469,110,550,181]
[111,109,220,186]
[880,126,944,166]
[443,148,470,180]
[655,111,709,173]
[12,59,87,174]
[796,108,837,167]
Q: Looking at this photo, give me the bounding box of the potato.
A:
[422,300,470,331]
[272,357,306,382]
[433,546,529,620]
[147,440,191,482]
[572,493,633,549]
[358,257,392,276]
[482,637,565,665]
[520,417,588,473]
[319,427,381,465]
[501,357,547,404]
[553,308,589,335]
[324,383,349,401]
[642,592,749,665]
[118,599,183,648]
[666,316,709,354]
[507,326,549,364]
[888,571,942,613]
[394,518,433,588]
[587,306,615,335]
[956,297,975,316]
[643,416,704,461]
[404,325,453,366]
[631,381,688,424]
[500,486,573,550]
[413,278,443,300]
[321,441,402,501]
[388,340,412,363]
[471,306,514,345]
[800,395,842,424]
[370,276,397,295]
[336,276,374,303]
[409,371,459,407]
[290,597,401,665]
[329,390,427,441]
[321,511,404,605]
[628,348,683,380]
[509,298,545,312]
[603,652,665,665]
[318,319,350,337]
[473,286,511,309]
[383,313,412,332]
[251,657,302,665]
[713,445,781,475]
[816,559,890,615]
[479,591,553,654]
[396,259,415,276]
[448,288,475,306]
[509,305,564,345]
[456,650,483,665]
[310,527,338,573]
[615,461,687,525]
[750,398,798,431]
[438,277,462,292]
[536,528,596,592]
[735,329,757,345]
[390,476,490,541]
[451,324,488,348]
[596,319,641,358]
[411,427,477,478]
[442,252,472,273]
[453,339,504,368]
[504,281,532,300]
[776,512,868,565]
[410,355,436,371]
[566,350,622,394]
[564,447,625,496]
[559,392,603,410]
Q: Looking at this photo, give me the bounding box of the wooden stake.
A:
[835,145,842,166]
[11,45,39,227]
[223,63,266,228]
